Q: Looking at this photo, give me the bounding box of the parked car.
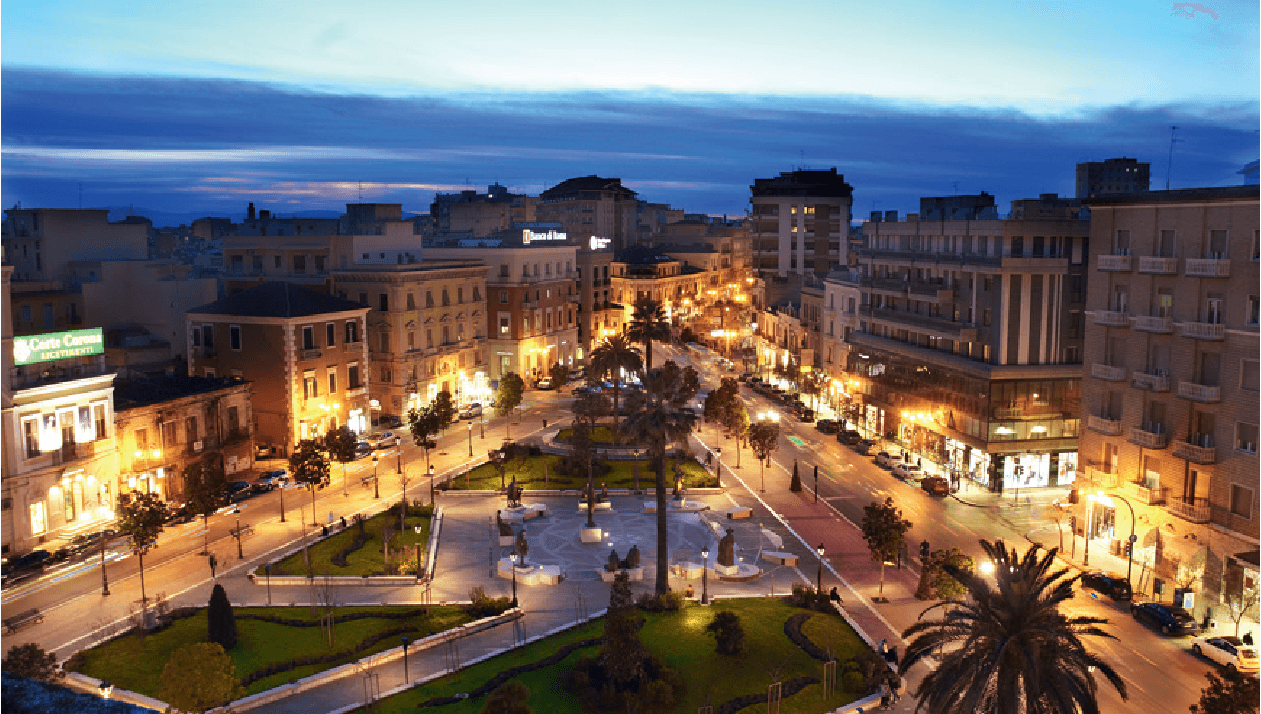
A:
[921,476,950,496]
[355,441,373,458]
[852,439,876,455]
[795,407,814,422]
[370,431,400,449]
[874,451,898,468]
[837,430,862,446]
[252,469,289,492]
[374,414,402,428]
[892,463,924,481]
[815,419,840,434]
[164,501,195,524]
[1191,635,1261,673]
[255,443,279,459]
[227,480,253,502]
[536,378,554,390]
[1079,570,1133,601]
[568,369,586,381]
[1131,601,1199,635]
[460,403,484,419]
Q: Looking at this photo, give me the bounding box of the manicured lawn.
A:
[356,599,869,714]
[555,425,625,444]
[270,505,432,576]
[68,605,478,698]
[444,453,717,491]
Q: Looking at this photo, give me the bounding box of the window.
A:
[499,315,510,336]
[442,326,450,344]
[230,325,241,350]
[426,329,433,348]
[500,291,508,304]
[379,329,389,353]
[473,287,482,302]
[1244,359,1260,391]
[294,255,306,273]
[1231,485,1254,519]
[93,404,107,440]
[328,368,337,394]
[348,363,361,389]
[1209,230,1228,258]
[442,289,450,306]
[253,255,263,272]
[274,256,282,269]
[22,417,40,458]
[358,292,368,306]
[202,325,214,349]
[457,287,464,304]
[499,264,509,278]
[1249,296,1260,326]
[1238,422,1259,454]
[983,308,992,326]
[135,427,149,451]
[185,416,198,444]
[304,371,318,400]
[326,323,336,347]
[226,406,240,434]
[408,331,415,350]
[425,291,434,308]
[346,321,359,343]
[406,292,416,310]
[20,305,31,323]
[379,293,389,311]
[302,326,316,350]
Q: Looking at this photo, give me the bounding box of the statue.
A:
[496,510,513,537]
[717,528,736,567]
[514,528,529,566]
[606,548,620,572]
[599,482,609,502]
[626,544,641,569]
[672,464,684,501]
[506,479,523,508]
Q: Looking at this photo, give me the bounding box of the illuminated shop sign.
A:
[12,328,105,365]
[588,236,611,250]
[522,229,567,244]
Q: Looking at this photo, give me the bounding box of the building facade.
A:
[1076,157,1151,199]
[749,169,854,279]
[535,176,638,251]
[186,282,372,454]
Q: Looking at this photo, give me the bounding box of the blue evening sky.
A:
[2,0,1257,221]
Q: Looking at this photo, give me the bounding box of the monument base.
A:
[599,566,644,582]
[498,535,514,546]
[497,558,563,585]
[575,501,614,515]
[580,526,604,543]
[502,504,548,523]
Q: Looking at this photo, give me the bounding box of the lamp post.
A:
[233,508,244,560]
[1102,490,1138,588]
[700,545,710,605]
[816,543,825,595]
[372,454,380,499]
[1084,495,1095,567]
[401,636,410,683]
[98,679,113,700]
[428,464,435,507]
[265,563,271,605]
[813,464,819,504]
[480,417,485,440]
[509,551,519,606]
[100,536,110,596]
[468,421,473,457]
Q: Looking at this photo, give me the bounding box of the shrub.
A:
[207,584,237,650]
[1,643,63,682]
[635,590,684,613]
[842,669,866,693]
[705,611,746,656]
[480,679,532,714]
[466,586,513,618]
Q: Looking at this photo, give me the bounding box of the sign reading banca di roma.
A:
[12,328,105,365]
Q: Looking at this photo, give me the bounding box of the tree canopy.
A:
[158,642,244,714]
[2,643,63,682]
[626,297,671,371]
[288,438,330,490]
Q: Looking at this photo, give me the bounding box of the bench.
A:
[3,608,43,633]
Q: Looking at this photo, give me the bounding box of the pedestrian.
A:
[208,553,218,579]
[917,457,923,469]
[542,418,548,429]
[830,586,841,603]
[877,639,887,657]
[879,679,892,709]
[340,515,348,530]
[1244,631,1255,646]
[888,672,902,703]
[884,644,899,668]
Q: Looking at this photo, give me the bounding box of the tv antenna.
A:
[1165,126,1182,190]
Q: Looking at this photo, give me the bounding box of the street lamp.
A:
[98,679,113,700]
[816,543,826,595]
[468,421,473,457]
[372,454,380,499]
[401,636,410,683]
[509,550,519,606]
[700,545,710,605]
[1097,490,1137,588]
[100,536,110,596]
[265,563,272,605]
[233,508,244,560]
[428,464,435,507]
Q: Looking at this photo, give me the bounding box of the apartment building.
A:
[430,184,536,235]
[847,194,1091,492]
[1076,157,1150,199]
[535,176,638,251]
[749,168,854,279]
[331,261,489,420]
[2,208,148,283]
[1079,185,1259,617]
[186,283,371,454]
[575,237,617,359]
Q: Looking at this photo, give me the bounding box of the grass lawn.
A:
[554,425,624,444]
[68,605,477,698]
[444,453,717,491]
[355,599,869,714]
[269,504,432,576]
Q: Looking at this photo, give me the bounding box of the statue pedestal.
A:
[580,526,603,544]
[503,504,548,523]
[714,562,741,577]
[497,559,563,585]
[575,501,614,515]
[760,551,799,566]
[498,534,514,546]
[671,561,705,579]
[599,566,643,582]
[726,507,752,520]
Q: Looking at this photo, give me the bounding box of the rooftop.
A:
[189,282,367,318]
[113,373,249,411]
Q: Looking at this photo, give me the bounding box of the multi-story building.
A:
[1079,185,1259,619]
[430,184,536,235]
[112,374,255,504]
[2,266,120,555]
[423,233,580,382]
[2,208,148,283]
[575,237,617,359]
[749,169,854,281]
[847,193,1091,492]
[330,261,489,420]
[186,282,372,454]
[535,176,638,251]
[1076,157,1150,199]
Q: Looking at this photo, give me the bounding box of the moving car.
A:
[460,403,483,419]
[355,441,373,458]
[370,431,400,449]
[795,407,814,422]
[874,451,898,468]
[1079,570,1133,601]
[1191,635,1260,673]
[164,502,195,524]
[227,480,253,502]
[921,476,950,496]
[892,463,923,481]
[252,469,289,492]
[815,419,840,434]
[852,439,876,455]
[1130,601,1198,635]
[536,378,554,390]
[1,549,52,585]
[837,430,862,446]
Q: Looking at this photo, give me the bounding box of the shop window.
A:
[30,502,46,536]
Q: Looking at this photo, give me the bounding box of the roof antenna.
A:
[1165,126,1181,190]
[358,182,363,202]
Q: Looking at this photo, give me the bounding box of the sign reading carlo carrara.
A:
[12,328,105,366]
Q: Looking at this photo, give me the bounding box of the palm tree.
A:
[621,360,700,595]
[588,335,642,434]
[899,539,1127,714]
[626,297,671,371]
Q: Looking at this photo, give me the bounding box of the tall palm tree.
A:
[588,335,642,433]
[626,297,672,371]
[900,539,1127,714]
[621,360,700,595]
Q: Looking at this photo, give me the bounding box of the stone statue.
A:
[599,482,609,502]
[496,510,513,537]
[582,479,595,504]
[506,479,523,508]
[626,544,641,569]
[514,528,529,566]
[717,528,736,567]
[606,548,620,572]
[672,465,684,500]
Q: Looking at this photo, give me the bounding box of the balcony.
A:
[1091,363,1127,381]
[1097,254,1133,271]
[1180,321,1225,341]
[865,307,978,341]
[1093,310,1130,327]
[1172,441,1216,464]
[301,348,322,360]
[1177,381,1221,403]
[1121,480,1169,505]
[1185,258,1230,278]
[1128,425,1170,449]
[1165,497,1211,524]
[1138,256,1179,275]
[1087,414,1123,436]
[1133,315,1173,333]
[1131,371,1169,392]
[1084,466,1118,490]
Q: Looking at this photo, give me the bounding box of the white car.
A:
[370,431,400,449]
[1191,635,1260,673]
[460,403,483,419]
[892,463,923,481]
[875,451,899,468]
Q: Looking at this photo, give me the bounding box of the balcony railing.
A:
[1180,321,1225,340]
[1097,254,1133,271]
[1128,425,1170,449]
[1165,497,1211,524]
[1087,414,1123,436]
[1084,466,1118,490]
[1131,371,1169,392]
[1138,256,1179,274]
[1185,258,1230,278]
[1177,381,1221,403]
[1133,315,1173,333]
[1094,310,1130,327]
[1172,441,1216,464]
[1121,480,1169,505]
[301,348,322,360]
[1091,363,1126,381]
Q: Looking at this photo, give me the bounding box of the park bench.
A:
[3,607,43,633]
